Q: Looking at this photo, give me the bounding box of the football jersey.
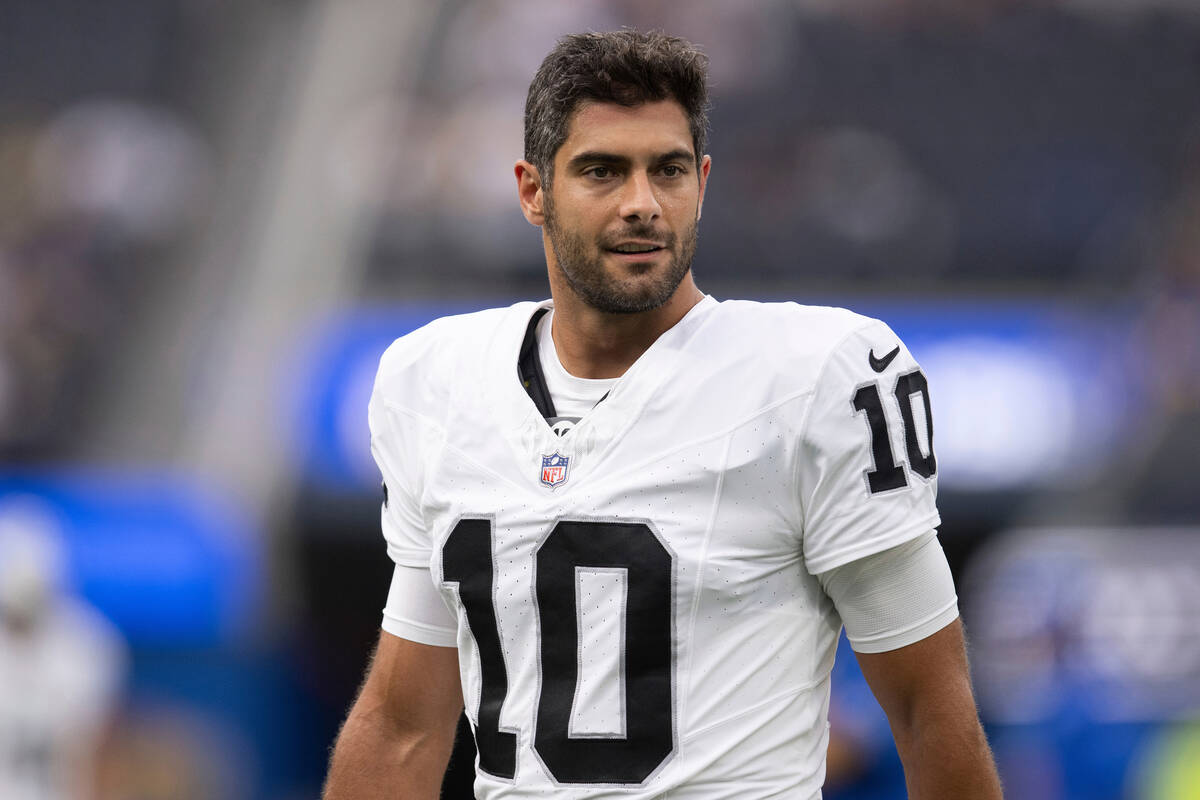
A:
[368,296,940,799]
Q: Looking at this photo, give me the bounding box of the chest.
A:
[423,384,814,609]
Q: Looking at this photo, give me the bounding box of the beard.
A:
[543,198,699,315]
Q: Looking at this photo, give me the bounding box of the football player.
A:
[324,30,1003,799]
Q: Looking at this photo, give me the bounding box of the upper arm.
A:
[355,631,464,741]
[817,530,959,654]
[853,619,976,733]
[855,612,1005,800]
[820,531,969,732]
[324,633,463,800]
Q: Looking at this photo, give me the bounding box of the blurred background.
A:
[1,0,1199,797]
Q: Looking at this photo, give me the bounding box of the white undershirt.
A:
[536,309,617,428]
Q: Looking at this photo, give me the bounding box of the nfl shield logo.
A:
[540,453,570,488]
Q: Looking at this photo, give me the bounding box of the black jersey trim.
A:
[518,307,556,419]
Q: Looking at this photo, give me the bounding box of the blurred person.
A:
[0,503,126,800]
[324,30,1000,799]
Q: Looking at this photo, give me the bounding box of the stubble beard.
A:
[543,196,699,315]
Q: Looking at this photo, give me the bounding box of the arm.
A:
[323,631,463,800]
[855,620,1003,799]
[794,317,997,793]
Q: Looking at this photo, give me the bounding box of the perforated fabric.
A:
[816,530,959,653]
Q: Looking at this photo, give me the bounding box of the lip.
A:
[606,248,667,263]
[609,240,665,249]
[605,241,668,260]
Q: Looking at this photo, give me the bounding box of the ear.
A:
[515,160,546,226]
[696,154,712,221]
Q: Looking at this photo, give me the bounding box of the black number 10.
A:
[852,369,936,494]
[441,518,675,785]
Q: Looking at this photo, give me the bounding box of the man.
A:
[324,30,1003,799]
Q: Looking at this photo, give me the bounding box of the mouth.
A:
[605,241,667,259]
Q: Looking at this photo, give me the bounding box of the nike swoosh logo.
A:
[869,345,900,373]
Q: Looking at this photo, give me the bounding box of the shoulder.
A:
[372,302,541,412]
[714,299,887,345]
[704,299,905,385]
[375,304,526,382]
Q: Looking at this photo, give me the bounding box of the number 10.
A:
[441,518,676,785]
[852,369,936,494]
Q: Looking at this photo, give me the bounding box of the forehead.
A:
[557,100,694,162]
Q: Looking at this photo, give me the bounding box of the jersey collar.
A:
[493,296,719,490]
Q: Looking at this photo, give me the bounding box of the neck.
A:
[548,276,704,379]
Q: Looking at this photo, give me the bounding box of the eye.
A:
[585,166,613,179]
[660,164,686,178]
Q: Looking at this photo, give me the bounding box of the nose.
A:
[618,171,662,223]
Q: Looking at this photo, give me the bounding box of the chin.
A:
[595,280,681,314]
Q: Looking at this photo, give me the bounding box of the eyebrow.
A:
[565,148,696,172]
[651,149,697,167]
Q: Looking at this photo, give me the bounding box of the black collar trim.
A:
[517,307,556,419]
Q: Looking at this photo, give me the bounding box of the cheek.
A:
[558,200,609,235]
[662,187,700,212]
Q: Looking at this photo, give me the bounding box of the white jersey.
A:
[368,296,940,799]
[0,601,124,800]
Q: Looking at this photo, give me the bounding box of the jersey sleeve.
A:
[368,343,439,569]
[797,318,941,574]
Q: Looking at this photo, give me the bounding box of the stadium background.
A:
[2,0,1199,797]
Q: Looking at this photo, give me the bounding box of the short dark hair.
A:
[524,30,710,187]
